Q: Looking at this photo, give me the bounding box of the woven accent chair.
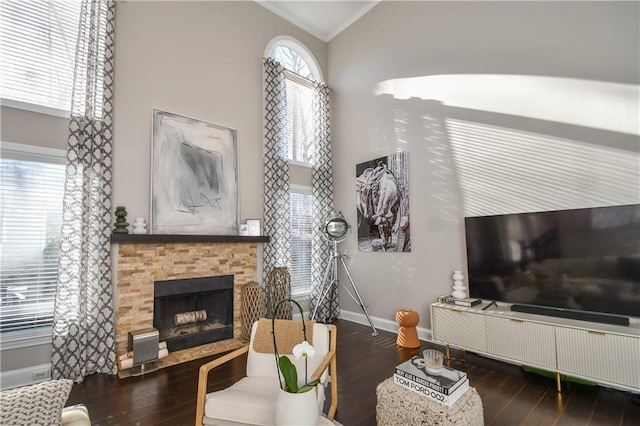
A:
[195,319,338,426]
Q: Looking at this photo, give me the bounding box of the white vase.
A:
[274,388,319,426]
[132,217,147,234]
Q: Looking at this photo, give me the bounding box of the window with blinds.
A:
[268,43,317,165]
[290,188,314,295]
[285,77,314,165]
[0,0,81,111]
[0,147,66,334]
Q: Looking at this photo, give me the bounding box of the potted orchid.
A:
[272,299,320,393]
[271,299,321,425]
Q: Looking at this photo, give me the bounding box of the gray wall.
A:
[328,1,640,328]
[0,107,69,149]
[0,0,326,373]
[112,0,326,223]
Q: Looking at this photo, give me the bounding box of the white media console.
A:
[430,302,640,393]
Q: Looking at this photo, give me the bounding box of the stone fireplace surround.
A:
[112,235,267,373]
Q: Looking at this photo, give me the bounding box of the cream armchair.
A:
[195,319,337,426]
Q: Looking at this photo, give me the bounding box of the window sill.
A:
[0,328,53,350]
[288,159,313,169]
[0,98,70,119]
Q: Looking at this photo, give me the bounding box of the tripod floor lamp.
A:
[312,211,378,336]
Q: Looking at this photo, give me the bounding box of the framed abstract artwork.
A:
[151,109,238,235]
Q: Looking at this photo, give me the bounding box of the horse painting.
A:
[356,162,401,251]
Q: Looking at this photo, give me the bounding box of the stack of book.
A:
[394,356,469,407]
[437,294,481,307]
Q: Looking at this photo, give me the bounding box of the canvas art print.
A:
[356,151,410,252]
[151,109,238,235]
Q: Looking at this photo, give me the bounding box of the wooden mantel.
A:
[110,234,270,244]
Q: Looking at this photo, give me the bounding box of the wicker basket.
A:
[240,281,266,341]
[266,267,292,319]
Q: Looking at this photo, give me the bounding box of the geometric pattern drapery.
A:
[52,0,117,382]
[262,58,291,277]
[309,82,337,322]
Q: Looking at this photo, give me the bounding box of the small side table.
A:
[376,377,484,425]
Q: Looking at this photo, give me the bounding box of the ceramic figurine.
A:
[452,270,467,298]
[113,206,129,234]
[132,217,147,234]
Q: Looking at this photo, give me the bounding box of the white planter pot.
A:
[274,387,319,426]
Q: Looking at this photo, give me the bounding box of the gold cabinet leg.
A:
[445,345,451,361]
[556,372,562,393]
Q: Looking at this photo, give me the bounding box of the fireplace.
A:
[113,239,265,371]
[154,275,234,352]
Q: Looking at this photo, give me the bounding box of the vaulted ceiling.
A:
[256,1,380,42]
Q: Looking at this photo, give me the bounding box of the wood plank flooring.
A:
[67,319,640,425]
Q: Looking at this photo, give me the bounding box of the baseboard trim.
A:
[339,309,432,341]
[0,363,51,391]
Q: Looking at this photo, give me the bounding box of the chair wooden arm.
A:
[195,345,249,426]
[309,348,336,383]
[310,324,338,420]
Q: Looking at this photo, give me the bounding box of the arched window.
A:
[267,36,322,82]
[266,37,322,165]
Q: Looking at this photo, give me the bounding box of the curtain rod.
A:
[262,57,325,87]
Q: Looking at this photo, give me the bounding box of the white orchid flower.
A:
[292,341,315,359]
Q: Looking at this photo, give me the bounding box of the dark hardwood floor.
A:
[67,320,640,425]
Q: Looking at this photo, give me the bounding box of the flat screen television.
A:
[465,204,640,325]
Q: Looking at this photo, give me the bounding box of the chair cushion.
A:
[204,376,281,425]
[0,379,73,425]
[253,319,315,353]
[247,322,331,384]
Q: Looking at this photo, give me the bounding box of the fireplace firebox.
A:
[153,275,234,352]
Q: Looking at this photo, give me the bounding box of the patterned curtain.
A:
[309,83,337,322]
[52,0,116,382]
[262,58,291,277]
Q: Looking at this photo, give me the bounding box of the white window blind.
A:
[268,44,317,165]
[285,77,314,165]
[290,188,314,295]
[0,0,81,111]
[0,149,66,333]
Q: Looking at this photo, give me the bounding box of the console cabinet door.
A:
[556,327,640,389]
[486,316,556,369]
[432,306,487,352]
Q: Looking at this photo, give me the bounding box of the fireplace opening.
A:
[153,275,234,352]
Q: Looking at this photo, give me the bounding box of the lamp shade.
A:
[323,211,349,241]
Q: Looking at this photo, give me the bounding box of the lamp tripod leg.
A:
[311,255,337,322]
[339,257,378,336]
